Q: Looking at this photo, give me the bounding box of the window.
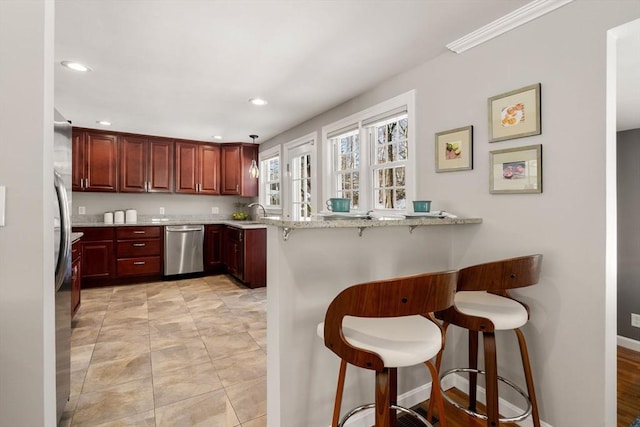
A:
[323,90,415,212]
[259,146,281,211]
[283,132,317,220]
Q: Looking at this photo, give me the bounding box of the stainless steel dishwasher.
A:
[164,225,204,276]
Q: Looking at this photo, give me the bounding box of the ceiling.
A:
[55,0,534,143]
[54,1,640,141]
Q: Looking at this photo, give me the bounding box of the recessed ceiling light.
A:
[61,61,92,72]
[213,135,223,140]
[249,97,268,106]
[96,120,111,126]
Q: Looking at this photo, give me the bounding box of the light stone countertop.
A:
[71,232,84,242]
[72,216,267,230]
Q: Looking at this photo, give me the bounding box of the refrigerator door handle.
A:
[54,170,71,292]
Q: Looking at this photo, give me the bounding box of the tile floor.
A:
[60,275,267,427]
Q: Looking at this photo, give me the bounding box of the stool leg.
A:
[483,332,499,427]
[515,328,541,427]
[332,360,347,427]
[426,360,448,427]
[390,368,397,427]
[468,330,479,413]
[429,322,449,420]
[375,368,392,427]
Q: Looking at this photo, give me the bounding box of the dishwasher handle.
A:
[166,225,204,232]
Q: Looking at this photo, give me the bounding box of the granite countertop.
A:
[261,214,482,229]
[72,216,267,230]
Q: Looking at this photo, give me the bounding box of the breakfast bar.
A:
[263,216,481,427]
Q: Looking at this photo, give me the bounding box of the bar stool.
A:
[318,270,457,427]
[433,254,542,427]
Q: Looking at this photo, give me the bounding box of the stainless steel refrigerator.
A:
[53,109,72,422]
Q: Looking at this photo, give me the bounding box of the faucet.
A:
[247,202,266,219]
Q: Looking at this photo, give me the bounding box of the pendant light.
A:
[249,134,260,179]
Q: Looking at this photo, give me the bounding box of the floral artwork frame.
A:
[435,125,473,172]
[489,144,542,194]
[488,83,541,143]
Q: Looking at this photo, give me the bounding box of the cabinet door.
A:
[81,241,114,279]
[72,130,84,191]
[175,141,198,194]
[71,257,81,316]
[223,227,243,280]
[243,228,266,288]
[148,139,174,193]
[240,144,258,197]
[85,132,118,192]
[199,144,220,195]
[204,225,223,271]
[221,145,241,195]
[119,135,147,192]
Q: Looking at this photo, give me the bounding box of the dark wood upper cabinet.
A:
[221,143,258,197]
[72,129,118,192]
[175,140,220,195]
[120,135,173,193]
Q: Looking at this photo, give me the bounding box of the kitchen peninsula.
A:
[263,215,481,427]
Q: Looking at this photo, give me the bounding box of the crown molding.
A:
[446,0,574,54]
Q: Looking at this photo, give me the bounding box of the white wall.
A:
[0,1,57,425]
[261,2,640,425]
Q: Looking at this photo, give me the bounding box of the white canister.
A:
[114,210,125,224]
[104,212,114,224]
[125,209,138,224]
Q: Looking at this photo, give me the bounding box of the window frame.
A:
[322,90,416,213]
[258,144,282,214]
[283,132,318,220]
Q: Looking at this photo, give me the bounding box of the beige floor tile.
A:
[71,326,100,347]
[91,335,150,364]
[202,332,260,360]
[192,312,248,336]
[105,298,148,312]
[97,319,149,342]
[212,349,266,388]
[72,311,106,329]
[93,409,155,427]
[152,361,223,407]
[149,329,202,352]
[241,415,266,427]
[70,343,95,372]
[247,329,267,351]
[155,390,240,427]
[70,368,88,397]
[59,392,79,427]
[83,353,151,392]
[149,314,198,335]
[225,376,267,423]
[147,299,190,319]
[150,337,211,375]
[72,378,154,427]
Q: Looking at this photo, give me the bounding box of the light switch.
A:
[0,186,5,226]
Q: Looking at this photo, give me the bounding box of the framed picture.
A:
[488,83,541,143]
[435,125,473,172]
[489,144,542,194]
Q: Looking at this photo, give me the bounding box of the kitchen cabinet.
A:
[73,227,115,284]
[72,129,118,192]
[119,135,174,193]
[175,141,220,195]
[223,225,266,288]
[220,143,258,196]
[71,239,82,317]
[204,225,224,272]
[115,226,163,278]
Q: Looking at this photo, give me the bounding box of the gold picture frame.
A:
[489,144,542,194]
[488,83,541,143]
[435,125,473,172]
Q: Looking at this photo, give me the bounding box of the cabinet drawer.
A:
[116,226,162,240]
[117,257,161,277]
[73,227,114,241]
[116,239,161,257]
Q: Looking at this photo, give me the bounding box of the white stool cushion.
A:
[454,291,528,330]
[317,315,442,368]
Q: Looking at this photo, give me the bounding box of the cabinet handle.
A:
[236,184,239,192]
[85,178,89,188]
[133,231,146,234]
[133,243,146,247]
[133,261,146,265]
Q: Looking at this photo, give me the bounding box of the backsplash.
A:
[72,192,256,219]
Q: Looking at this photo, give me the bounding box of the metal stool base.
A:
[338,402,433,427]
[439,368,532,423]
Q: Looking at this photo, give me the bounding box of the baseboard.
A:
[618,335,640,352]
[449,372,553,427]
[338,372,553,427]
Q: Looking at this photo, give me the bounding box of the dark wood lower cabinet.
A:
[72,224,266,288]
[71,239,82,317]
